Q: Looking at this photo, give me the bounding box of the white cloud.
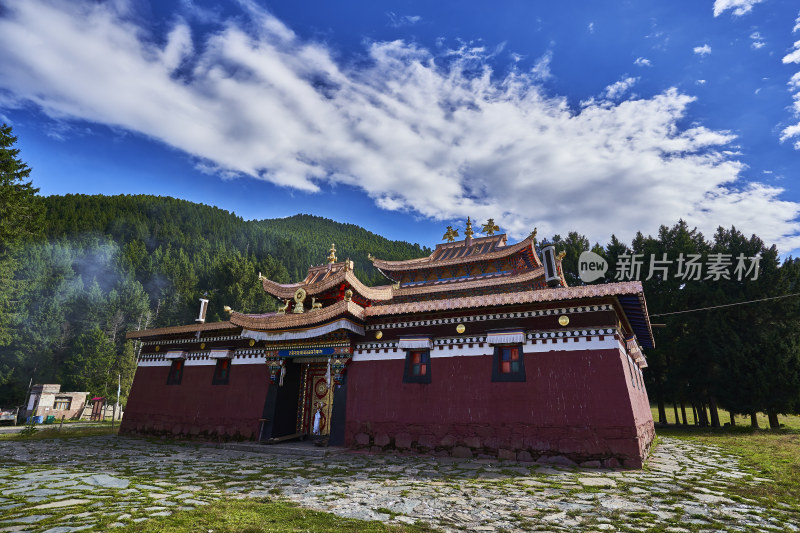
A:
[587,22,594,34]
[634,57,651,67]
[531,50,553,80]
[1,0,799,251]
[693,44,712,56]
[749,32,765,49]
[387,12,422,28]
[603,77,638,100]
[784,40,800,64]
[696,79,707,85]
[794,11,800,33]
[713,0,765,17]
[783,43,800,148]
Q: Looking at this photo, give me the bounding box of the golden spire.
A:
[529,227,538,241]
[482,218,499,236]
[442,225,459,243]
[327,243,337,264]
[465,217,474,239]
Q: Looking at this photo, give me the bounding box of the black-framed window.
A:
[212,358,231,385]
[166,359,184,385]
[492,345,526,382]
[403,350,431,383]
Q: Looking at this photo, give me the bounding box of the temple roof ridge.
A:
[261,267,393,301]
[229,299,365,331]
[371,233,538,272]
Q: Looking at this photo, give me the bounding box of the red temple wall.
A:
[120,363,269,440]
[345,345,654,467]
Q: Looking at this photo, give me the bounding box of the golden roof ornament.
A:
[443,225,459,243]
[327,243,337,264]
[557,251,566,260]
[223,306,232,315]
[465,217,474,240]
[482,219,500,236]
[529,227,538,242]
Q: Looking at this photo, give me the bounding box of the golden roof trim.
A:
[125,321,236,340]
[394,266,547,296]
[229,299,366,331]
[364,281,645,317]
[261,269,393,301]
[372,236,537,271]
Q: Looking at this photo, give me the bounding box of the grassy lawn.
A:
[0,424,119,441]
[654,408,800,506]
[113,499,436,533]
[651,405,800,429]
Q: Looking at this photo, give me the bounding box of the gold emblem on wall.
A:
[249,339,256,347]
[456,324,465,334]
[200,342,206,349]
[375,330,383,340]
[155,345,160,352]
[558,315,570,326]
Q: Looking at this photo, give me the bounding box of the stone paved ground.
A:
[0,436,798,532]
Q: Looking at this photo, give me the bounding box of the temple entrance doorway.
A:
[297,362,334,437]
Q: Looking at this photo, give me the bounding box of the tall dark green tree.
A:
[0,124,42,347]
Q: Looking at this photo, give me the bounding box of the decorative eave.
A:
[228,299,366,331]
[371,235,539,272]
[364,281,654,348]
[126,321,236,340]
[261,269,393,302]
[391,266,547,298]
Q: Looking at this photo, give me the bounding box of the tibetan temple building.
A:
[123,228,655,467]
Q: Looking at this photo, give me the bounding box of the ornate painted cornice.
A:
[229,299,366,331]
[261,269,393,301]
[126,321,236,340]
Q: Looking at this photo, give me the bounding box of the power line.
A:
[650,291,800,317]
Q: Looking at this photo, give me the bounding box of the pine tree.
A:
[0,124,42,346]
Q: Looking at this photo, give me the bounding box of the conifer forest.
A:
[1,124,799,428]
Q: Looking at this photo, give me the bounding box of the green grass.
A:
[0,424,119,441]
[651,405,800,429]
[112,498,436,532]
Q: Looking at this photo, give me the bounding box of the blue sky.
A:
[1,0,800,253]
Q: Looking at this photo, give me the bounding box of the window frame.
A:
[491,344,526,382]
[53,397,72,410]
[403,349,431,384]
[212,357,231,385]
[166,359,184,385]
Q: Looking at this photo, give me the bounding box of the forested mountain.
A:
[0,192,430,406]
[1,124,799,429]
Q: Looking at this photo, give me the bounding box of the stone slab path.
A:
[0,436,797,532]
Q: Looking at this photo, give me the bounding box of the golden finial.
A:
[367,253,374,261]
[482,219,500,236]
[529,227,538,241]
[557,251,566,260]
[443,225,459,242]
[223,306,232,315]
[465,217,474,239]
[327,243,337,264]
[258,271,263,281]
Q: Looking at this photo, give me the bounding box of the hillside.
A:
[0,194,429,405]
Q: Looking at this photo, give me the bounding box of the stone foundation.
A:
[346,420,655,468]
